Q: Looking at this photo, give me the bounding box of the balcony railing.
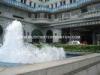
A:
[79,10,100,18]
[52,9,100,24]
[20,9,100,24]
[32,18,52,24]
[28,9,100,25]
[0,0,97,13]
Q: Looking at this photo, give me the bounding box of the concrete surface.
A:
[0,53,100,75]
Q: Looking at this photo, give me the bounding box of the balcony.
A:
[53,0,97,12]
[0,0,52,12]
[24,9,100,26]
[0,0,98,13]
[50,9,100,27]
[32,18,52,25]
[54,9,100,22]
[79,10,100,18]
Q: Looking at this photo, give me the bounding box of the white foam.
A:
[0,20,65,64]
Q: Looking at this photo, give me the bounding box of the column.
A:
[66,0,70,4]
[52,28,62,43]
[92,31,96,45]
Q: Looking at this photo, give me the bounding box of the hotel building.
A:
[0,0,100,44]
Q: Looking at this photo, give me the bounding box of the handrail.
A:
[52,9,100,23]
[0,0,96,13]
[25,9,100,23]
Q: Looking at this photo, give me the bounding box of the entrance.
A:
[0,25,3,44]
[0,25,3,36]
[31,29,43,43]
[81,34,93,44]
[46,30,53,43]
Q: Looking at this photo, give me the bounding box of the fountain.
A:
[0,20,65,64]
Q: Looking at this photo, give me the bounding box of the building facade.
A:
[0,0,100,44]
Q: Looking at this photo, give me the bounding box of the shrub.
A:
[54,44,100,53]
[34,43,100,53]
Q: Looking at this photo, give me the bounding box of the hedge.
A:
[34,43,100,53]
[53,44,100,53]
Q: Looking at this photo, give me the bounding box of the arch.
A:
[0,25,3,36]
[31,29,43,43]
[46,30,53,43]
[31,29,43,36]
[23,30,26,36]
[0,25,3,44]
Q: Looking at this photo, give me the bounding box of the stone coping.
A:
[0,53,99,75]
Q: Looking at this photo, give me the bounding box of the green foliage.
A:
[34,44,42,48]
[34,43,100,53]
[53,44,100,53]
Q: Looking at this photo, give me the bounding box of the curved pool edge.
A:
[0,53,100,75]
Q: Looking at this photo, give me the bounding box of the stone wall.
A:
[0,4,43,43]
[0,53,100,75]
[0,16,39,43]
[22,54,100,75]
[20,53,100,75]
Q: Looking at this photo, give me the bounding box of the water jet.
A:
[0,20,65,64]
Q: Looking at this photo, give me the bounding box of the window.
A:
[95,4,100,10]
[45,0,49,2]
[73,0,76,3]
[46,5,49,8]
[34,3,36,8]
[39,0,43,2]
[38,5,40,7]
[21,0,23,3]
[70,0,76,3]
[0,25,3,36]
[63,0,66,5]
[21,0,26,4]
[29,1,32,6]
[28,13,31,18]
[55,33,57,36]
[0,11,1,14]
[57,13,62,19]
[70,0,73,4]
[55,14,57,19]
[48,14,51,19]
[81,7,88,13]
[23,0,26,4]
[51,4,53,8]
[60,1,62,6]
[35,14,37,18]
[27,32,30,36]
[55,3,57,8]
[23,30,26,36]
[13,15,24,19]
[44,14,47,18]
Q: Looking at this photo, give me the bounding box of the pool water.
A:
[0,62,23,67]
[66,52,81,58]
[0,52,81,67]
